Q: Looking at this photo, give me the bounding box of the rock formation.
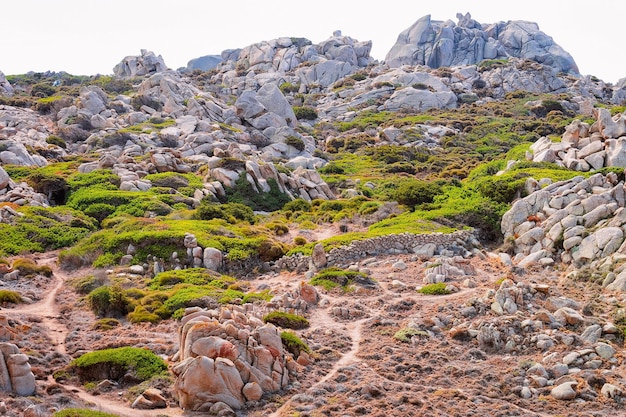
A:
[113,49,169,78]
[528,108,626,170]
[172,306,299,412]
[186,55,222,72]
[0,342,36,396]
[0,71,13,96]
[385,13,578,75]
[500,171,626,269]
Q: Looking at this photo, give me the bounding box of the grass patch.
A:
[418,283,450,295]
[281,331,310,357]
[263,311,310,329]
[394,327,429,343]
[0,290,22,304]
[71,346,167,382]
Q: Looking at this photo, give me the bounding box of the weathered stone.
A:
[311,243,327,269]
[551,381,577,400]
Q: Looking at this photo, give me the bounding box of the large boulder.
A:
[186,55,223,72]
[0,71,13,96]
[385,13,578,75]
[113,49,168,78]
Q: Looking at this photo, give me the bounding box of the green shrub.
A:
[293,106,318,121]
[92,318,121,331]
[72,274,107,295]
[282,198,311,213]
[394,180,444,209]
[53,408,121,417]
[92,252,120,268]
[279,82,300,94]
[318,162,345,174]
[280,331,310,357]
[71,346,167,382]
[394,327,429,343]
[263,311,310,329]
[0,290,22,304]
[12,258,53,277]
[195,201,255,224]
[418,283,450,295]
[30,82,57,97]
[310,267,367,291]
[0,206,96,256]
[46,135,67,148]
[225,173,290,212]
[128,306,161,324]
[294,236,307,245]
[87,285,133,318]
[150,268,229,289]
[242,290,272,304]
[285,135,305,151]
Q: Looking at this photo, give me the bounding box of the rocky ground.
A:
[0,237,624,417]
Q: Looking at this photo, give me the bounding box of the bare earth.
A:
[0,241,624,417]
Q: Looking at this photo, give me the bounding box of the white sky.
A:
[1,0,624,84]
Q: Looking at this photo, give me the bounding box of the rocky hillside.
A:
[0,12,625,417]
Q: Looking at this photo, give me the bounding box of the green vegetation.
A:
[11,257,53,277]
[71,346,167,382]
[0,290,22,304]
[394,327,429,343]
[281,331,310,357]
[53,409,121,417]
[293,106,318,121]
[263,311,310,329]
[0,206,96,256]
[309,267,368,291]
[225,172,291,212]
[418,283,451,295]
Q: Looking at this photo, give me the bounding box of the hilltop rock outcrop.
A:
[113,49,169,78]
[385,13,578,75]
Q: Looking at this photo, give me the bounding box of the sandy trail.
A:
[3,254,185,417]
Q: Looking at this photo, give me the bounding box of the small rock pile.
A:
[528,108,626,171]
[172,306,301,413]
[0,166,48,209]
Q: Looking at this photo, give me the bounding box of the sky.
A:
[1,1,625,84]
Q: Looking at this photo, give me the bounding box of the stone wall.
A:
[275,230,479,271]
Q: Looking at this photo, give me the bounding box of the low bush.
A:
[293,106,318,121]
[71,346,167,382]
[394,327,429,343]
[263,311,310,329]
[418,283,451,295]
[87,285,133,318]
[310,267,368,291]
[281,331,310,357]
[71,273,108,295]
[0,290,22,304]
[285,135,305,151]
[128,306,161,324]
[12,258,53,277]
[91,318,121,331]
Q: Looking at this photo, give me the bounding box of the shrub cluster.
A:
[263,311,310,329]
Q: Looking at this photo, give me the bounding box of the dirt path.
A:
[3,254,186,417]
